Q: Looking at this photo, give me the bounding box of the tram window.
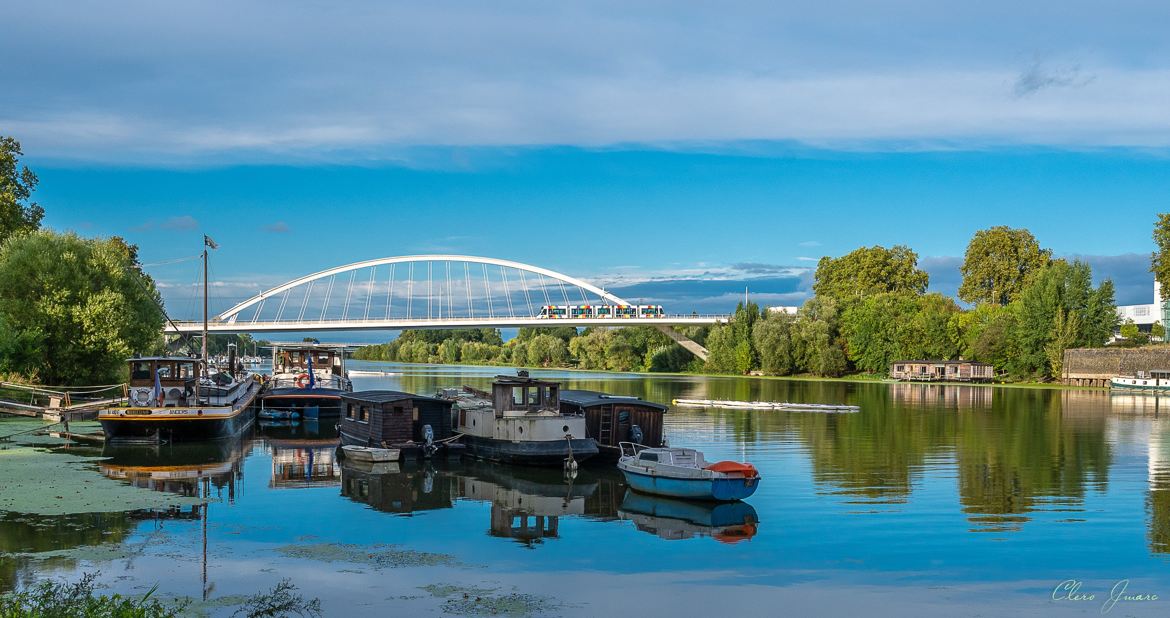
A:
[512,387,525,406]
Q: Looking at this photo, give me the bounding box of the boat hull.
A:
[1111,377,1170,392]
[260,387,345,419]
[461,435,598,466]
[620,467,760,501]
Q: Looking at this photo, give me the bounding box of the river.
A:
[2,361,1170,616]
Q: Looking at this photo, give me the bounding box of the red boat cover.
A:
[704,461,759,478]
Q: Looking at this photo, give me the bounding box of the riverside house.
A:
[889,360,994,383]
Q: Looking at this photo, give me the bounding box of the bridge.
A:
[165,255,726,358]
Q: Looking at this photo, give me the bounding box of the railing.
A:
[170,314,730,328]
[619,441,650,458]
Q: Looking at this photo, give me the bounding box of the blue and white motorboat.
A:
[617,442,760,502]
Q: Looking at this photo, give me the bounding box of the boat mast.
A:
[202,235,218,376]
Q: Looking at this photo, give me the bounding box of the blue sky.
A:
[4,1,1169,319]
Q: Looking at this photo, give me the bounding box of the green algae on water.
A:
[0,445,204,516]
[419,583,563,617]
[274,543,459,568]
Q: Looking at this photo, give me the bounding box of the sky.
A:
[3,1,1168,321]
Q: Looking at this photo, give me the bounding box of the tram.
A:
[538,305,665,319]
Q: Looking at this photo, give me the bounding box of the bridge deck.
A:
[166,315,726,334]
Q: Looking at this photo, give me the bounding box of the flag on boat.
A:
[204,235,218,249]
[152,368,164,406]
[306,353,316,389]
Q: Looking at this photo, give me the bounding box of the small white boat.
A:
[672,398,859,413]
[617,442,760,502]
[341,445,401,463]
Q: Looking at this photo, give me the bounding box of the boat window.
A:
[157,365,172,378]
[638,452,659,462]
[618,410,630,422]
[131,362,151,380]
[546,386,558,406]
[359,406,369,422]
[528,388,540,405]
[412,407,419,421]
[178,363,195,379]
[512,387,525,406]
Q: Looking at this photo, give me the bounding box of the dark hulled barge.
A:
[260,344,353,420]
[98,357,260,443]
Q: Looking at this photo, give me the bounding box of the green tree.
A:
[568,328,612,369]
[751,311,797,376]
[437,339,460,363]
[0,231,164,384]
[0,137,43,247]
[958,226,1052,305]
[813,245,928,302]
[950,302,1016,370]
[517,326,578,343]
[526,334,568,367]
[704,302,760,374]
[1154,321,1166,342]
[1009,260,1117,380]
[792,297,847,377]
[1152,213,1170,301]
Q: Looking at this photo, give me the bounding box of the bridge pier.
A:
[656,325,709,362]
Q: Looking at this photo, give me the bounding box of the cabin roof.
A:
[559,389,668,411]
[341,390,451,405]
[272,344,346,352]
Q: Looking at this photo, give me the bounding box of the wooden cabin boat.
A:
[1112,370,1170,392]
[260,344,353,419]
[558,390,667,462]
[444,372,598,466]
[338,390,465,460]
[617,442,760,502]
[98,357,259,443]
[618,491,759,543]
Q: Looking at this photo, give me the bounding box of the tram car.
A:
[537,305,665,319]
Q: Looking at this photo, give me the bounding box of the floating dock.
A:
[672,399,860,413]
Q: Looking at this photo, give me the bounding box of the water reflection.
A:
[618,491,759,543]
[99,436,251,506]
[263,422,341,490]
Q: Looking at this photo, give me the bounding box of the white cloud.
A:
[2,2,1169,163]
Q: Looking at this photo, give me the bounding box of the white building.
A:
[1117,280,1168,334]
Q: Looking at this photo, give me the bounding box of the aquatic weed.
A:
[0,571,188,617]
[274,543,458,568]
[230,579,321,618]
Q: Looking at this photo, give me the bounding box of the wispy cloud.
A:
[1013,60,1095,97]
[263,221,290,233]
[798,241,821,248]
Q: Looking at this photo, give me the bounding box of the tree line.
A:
[0,136,165,385]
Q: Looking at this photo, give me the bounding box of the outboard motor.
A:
[423,424,437,458]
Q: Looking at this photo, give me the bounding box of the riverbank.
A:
[349,359,1108,391]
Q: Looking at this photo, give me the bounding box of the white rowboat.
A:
[341,445,401,463]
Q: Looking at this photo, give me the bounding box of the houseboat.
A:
[889,359,994,382]
[338,390,465,460]
[558,389,667,462]
[1112,370,1170,392]
[98,356,260,443]
[260,344,352,420]
[443,372,598,466]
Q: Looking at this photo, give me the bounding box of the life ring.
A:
[296,373,312,388]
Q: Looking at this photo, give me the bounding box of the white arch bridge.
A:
[166,255,725,357]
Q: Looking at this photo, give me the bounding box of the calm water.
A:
[4,361,1170,616]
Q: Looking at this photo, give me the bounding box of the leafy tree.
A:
[1154,321,1166,342]
[958,226,1052,305]
[604,337,642,372]
[526,334,568,367]
[752,311,797,376]
[568,328,612,369]
[0,231,164,384]
[437,339,460,363]
[1153,213,1170,301]
[644,344,691,372]
[0,136,43,247]
[704,302,760,374]
[1009,260,1117,380]
[792,297,847,377]
[950,302,1016,369]
[813,245,928,302]
[517,326,578,343]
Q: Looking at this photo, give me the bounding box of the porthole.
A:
[518,426,524,434]
[472,418,476,426]
[562,425,569,433]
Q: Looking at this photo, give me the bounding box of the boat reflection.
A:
[618,491,759,543]
[99,434,252,507]
[339,462,627,547]
[258,416,342,489]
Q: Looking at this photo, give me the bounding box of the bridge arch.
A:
[216,254,632,323]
